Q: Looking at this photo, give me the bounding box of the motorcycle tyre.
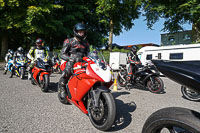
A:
[57,83,70,104]
[117,74,126,87]
[20,67,25,79]
[88,92,116,131]
[181,86,200,101]
[147,76,164,93]
[41,74,49,92]
[142,107,200,133]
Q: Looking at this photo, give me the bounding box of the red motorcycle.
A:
[31,58,51,92]
[58,51,116,131]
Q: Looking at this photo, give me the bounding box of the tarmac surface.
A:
[0,63,199,133]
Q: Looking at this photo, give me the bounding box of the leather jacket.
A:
[127,52,140,64]
[60,37,90,63]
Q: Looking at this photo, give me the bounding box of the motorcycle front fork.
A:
[118,72,126,82]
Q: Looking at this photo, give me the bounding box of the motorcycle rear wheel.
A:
[87,92,116,131]
[117,74,126,87]
[41,74,49,92]
[181,86,200,101]
[147,76,164,93]
[142,107,200,133]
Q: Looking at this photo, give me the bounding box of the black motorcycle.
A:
[117,63,164,93]
[152,60,200,101]
[142,60,200,133]
[181,86,200,101]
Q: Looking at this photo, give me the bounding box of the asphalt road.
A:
[0,65,199,133]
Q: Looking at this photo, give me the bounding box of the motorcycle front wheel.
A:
[117,73,126,87]
[40,74,49,92]
[147,76,164,93]
[20,67,25,79]
[142,107,200,133]
[181,86,200,101]
[57,82,69,104]
[87,92,116,131]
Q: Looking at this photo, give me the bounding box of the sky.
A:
[113,16,192,46]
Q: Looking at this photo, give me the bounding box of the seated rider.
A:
[59,23,90,91]
[4,49,14,75]
[10,47,25,78]
[27,38,49,80]
[52,53,60,66]
[126,46,140,89]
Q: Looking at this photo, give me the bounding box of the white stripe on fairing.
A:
[90,64,112,82]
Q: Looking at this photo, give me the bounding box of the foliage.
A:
[143,0,200,32]
[96,0,142,51]
[96,0,141,35]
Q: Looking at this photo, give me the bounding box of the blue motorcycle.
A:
[11,56,28,79]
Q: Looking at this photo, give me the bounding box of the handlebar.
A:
[73,64,88,70]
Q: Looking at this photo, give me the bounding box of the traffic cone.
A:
[113,78,118,91]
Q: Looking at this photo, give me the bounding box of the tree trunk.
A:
[1,31,8,58]
[108,19,114,52]
[192,23,200,43]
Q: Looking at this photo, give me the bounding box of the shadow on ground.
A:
[109,91,137,131]
[47,82,58,93]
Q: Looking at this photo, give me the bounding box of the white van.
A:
[137,44,200,65]
[109,52,127,70]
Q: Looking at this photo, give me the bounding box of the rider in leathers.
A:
[52,53,60,66]
[59,23,90,91]
[4,49,14,75]
[126,46,140,90]
[27,38,49,80]
[10,47,25,78]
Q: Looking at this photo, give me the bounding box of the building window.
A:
[169,53,183,59]
[138,54,142,60]
[168,36,175,42]
[146,54,152,60]
[183,34,191,40]
[158,53,162,59]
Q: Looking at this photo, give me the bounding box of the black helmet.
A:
[73,23,87,40]
[35,38,43,48]
[131,46,137,54]
[17,47,24,53]
[36,38,43,44]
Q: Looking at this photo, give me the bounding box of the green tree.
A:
[0,0,63,57]
[96,0,141,52]
[143,0,200,43]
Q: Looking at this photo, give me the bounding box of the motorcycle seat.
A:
[119,64,126,67]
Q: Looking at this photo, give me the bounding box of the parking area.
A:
[0,66,199,133]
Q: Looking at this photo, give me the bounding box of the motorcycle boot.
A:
[27,67,32,80]
[59,70,72,99]
[9,67,14,78]
[3,64,8,75]
[3,70,7,75]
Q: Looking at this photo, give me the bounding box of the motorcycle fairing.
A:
[152,60,200,93]
[90,64,112,83]
[40,72,49,81]
[32,67,41,84]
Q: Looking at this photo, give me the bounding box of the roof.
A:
[121,43,159,48]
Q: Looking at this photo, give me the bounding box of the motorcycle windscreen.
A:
[152,60,200,93]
